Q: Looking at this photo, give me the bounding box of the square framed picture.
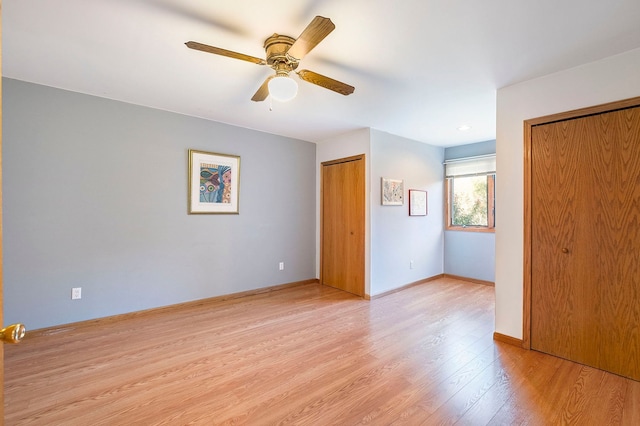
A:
[409,190,427,216]
[188,149,240,214]
[381,177,404,205]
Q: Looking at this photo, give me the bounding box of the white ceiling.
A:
[4,0,640,147]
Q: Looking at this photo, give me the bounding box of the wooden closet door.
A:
[531,106,640,381]
[531,117,594,367]
[321,156,365,297]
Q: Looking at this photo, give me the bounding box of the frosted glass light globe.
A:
[268,76,298,102]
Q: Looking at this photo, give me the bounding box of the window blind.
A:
[444,154,496,177]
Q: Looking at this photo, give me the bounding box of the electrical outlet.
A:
[410,260,414,269]
[71,287,82,300]
[279,262,285,271]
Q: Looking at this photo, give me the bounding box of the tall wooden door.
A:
[321,155,365,296]
[531,105,640,381]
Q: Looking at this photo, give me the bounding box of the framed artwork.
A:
[381,177,404,205]
[188,149,240,214]
[409,190,427,216]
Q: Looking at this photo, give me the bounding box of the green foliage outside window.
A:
[451,175,490,227]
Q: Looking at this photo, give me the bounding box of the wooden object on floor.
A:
[493,332,524,347]
[5,277,639,425]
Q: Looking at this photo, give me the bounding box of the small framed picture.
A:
[188,149,240,214]
[381,177,404,205]
[409,190,427,216]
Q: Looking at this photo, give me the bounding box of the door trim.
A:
[1,5,5,414]
[522,96,640,349]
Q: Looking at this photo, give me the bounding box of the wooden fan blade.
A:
[297,70,355,96]
[251,76,274,102]
[185,41,266,65]
[286,16,335,61]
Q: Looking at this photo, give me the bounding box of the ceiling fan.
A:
[185,16,355,102]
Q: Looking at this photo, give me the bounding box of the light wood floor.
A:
[5,278,639,425]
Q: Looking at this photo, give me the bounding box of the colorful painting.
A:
[189,150,240,214]
[199,163,232,204]
[381,177,404,206]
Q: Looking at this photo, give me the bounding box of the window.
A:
[444,155,495,232]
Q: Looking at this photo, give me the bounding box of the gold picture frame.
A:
[188,149,240,214]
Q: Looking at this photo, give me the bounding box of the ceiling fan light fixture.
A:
[268,75,298,102]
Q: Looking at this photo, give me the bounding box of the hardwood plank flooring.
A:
[4,277,639,425]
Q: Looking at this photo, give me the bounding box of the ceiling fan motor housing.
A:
[264,34,299,72]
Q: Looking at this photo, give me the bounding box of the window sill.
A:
[445,226,495,233]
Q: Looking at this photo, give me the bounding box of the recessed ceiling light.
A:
[457,125,472,131]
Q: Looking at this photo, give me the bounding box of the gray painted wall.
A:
[444,139,496,161]
[370,130,444,295]
[3,78,316,330]
[443,231,495,282]
[443,139,496,282]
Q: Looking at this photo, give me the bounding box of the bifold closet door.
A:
[531,106,640,381]
[321,155,365,297]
